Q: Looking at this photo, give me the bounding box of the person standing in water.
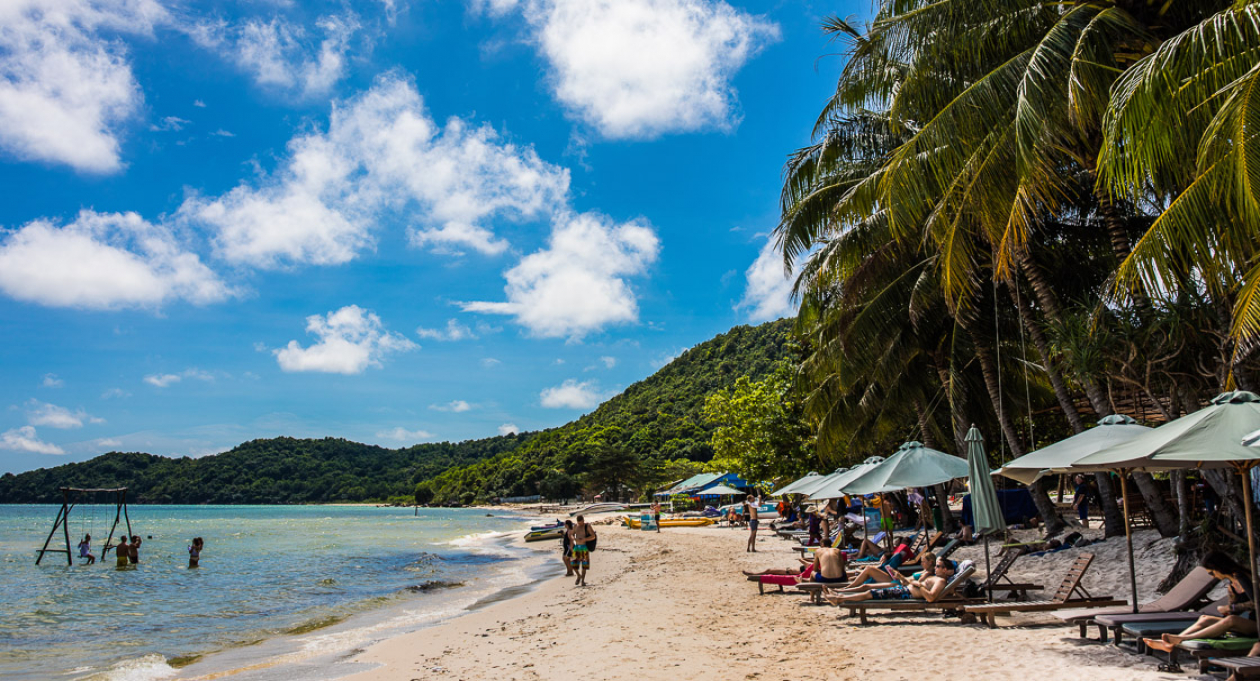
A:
[188,537,203,568]
[77,534,96,565]
[744,495,760,552]
[114,536,130,568]
[128,536,141,565]
[571,515,596,586]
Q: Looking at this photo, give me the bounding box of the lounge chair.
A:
[749,564,814,595]
[1142,635,1256,674]
[976,548,1043,600]
[831,561,984,625]
[1113,600,1229,654]
[1061,567,1221,643]
[963,553,1126,628]
[1208,656,1260,680]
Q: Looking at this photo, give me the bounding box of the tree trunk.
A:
[1174,470,1191,541]
[1094,471,1126,539]
[1029,478,1067,536]
[933,483,955,532]
[1132,471,1179,538]
[933,349,969,454]
[1008,283,1084,433]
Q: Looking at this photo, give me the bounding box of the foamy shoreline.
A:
[341,519,1197,681]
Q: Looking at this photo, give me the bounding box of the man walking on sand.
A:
[745,495,759,552]
[651,501,661,533]
[571,515,596,586]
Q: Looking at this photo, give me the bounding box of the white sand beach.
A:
[345,522,1198,681]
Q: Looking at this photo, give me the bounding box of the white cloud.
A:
[193,99,207,108]
[101,388,131,399]
[211,129,235,137]
[430,400,472,413]
[476,0,778,139]
[600,356,616,368]
[539,378,604,409]
[25,400,103,429]
[416,319,477,341]
[738,236,797,322]
[481,357,501,368]
[96,437,122,448]
[498,422,519,435]
[0,210,233,310]
[650,346,688,369]
[463,211,659,339]
[178,74,570,267]
[1,425,64,455]
[42,373,63,388]
[144,368,215,388]
[274,305,417,374]
[0,0,167,173]
[376,426,433,442]
[150,115,190,132]
[190,12,361,98]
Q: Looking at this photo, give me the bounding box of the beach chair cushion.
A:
[1180,637,1259,651]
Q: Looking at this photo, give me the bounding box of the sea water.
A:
[0,505,557,681]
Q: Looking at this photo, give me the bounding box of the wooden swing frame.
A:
[35,487,132,566]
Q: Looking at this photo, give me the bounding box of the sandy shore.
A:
[345,522,1201,681]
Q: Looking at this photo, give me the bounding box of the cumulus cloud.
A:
[430,400,472,412]
[274,305,417,374]
[463,212,659,339]
[190,11,361,98]
[539,378,604,409]
[498,422,519,435]
[376,426,433,442]
[475,0,778,139]
[600,356,616,368]
[95,437,122,448]
[42,373,63,388]
[738,237,797,322]
[0,0,167,173]
[178,74,570,266]
[416,319,477,341]
[1,425,64,455]
[0,210,233,310]
[25,400,103,429]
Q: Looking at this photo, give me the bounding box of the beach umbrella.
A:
[771,472,823,496]
[965,427,1004,602]
[1074,391,1260,612]
[806,459,885,501]
[842,442,971,495]
[997,415,1152,484]
[696,484,744,497]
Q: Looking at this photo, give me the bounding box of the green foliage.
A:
[702,363,815,483]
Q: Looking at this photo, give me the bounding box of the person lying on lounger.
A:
[838,552,936,593]
[1161,551,1255,646]
[823,558,958,604]
[796,546,848,584]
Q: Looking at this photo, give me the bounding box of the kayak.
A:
[622,517,715,529]
[524,527,565,542]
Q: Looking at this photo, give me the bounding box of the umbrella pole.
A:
[983,534,993,603]
[1238,464,1260,613]
[1119,471,1139,614]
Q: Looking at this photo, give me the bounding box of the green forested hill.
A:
[0,318,796,504]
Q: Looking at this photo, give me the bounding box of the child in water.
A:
[188,537,203,568]
[77,534,95,565]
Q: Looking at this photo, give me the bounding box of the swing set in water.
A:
[35,487,133,566]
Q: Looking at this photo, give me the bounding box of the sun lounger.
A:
[749,564,813,595]
[833,562,983,625]
[1119,620,1210,654]
[1055,567,1220,642]
[1142,636,1257,674]
[1209,656,1260,680]
[976,548,1042,600]
[963,553,1126,628]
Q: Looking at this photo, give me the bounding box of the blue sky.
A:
[0,0,861,474]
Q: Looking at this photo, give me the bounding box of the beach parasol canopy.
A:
[843,442,971,495]
[695,484,744,497]
[807,458,885,500]
[791,468,849,498]
[771,472,823,496]
[997,415,1152,484]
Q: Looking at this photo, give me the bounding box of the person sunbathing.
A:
[1160,551,1255,646]
[824,559,957,604]
[838,552,936,593]
[797,546,848,584]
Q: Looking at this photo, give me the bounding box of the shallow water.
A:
[0,505,544,680]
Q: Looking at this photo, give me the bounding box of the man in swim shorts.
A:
[803,545,848,584]
[745,495,760,553]
[823,558,957,605]
[571,515,595,587]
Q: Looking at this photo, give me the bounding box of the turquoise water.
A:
[0,505,545,680]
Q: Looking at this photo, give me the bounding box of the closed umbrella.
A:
[1075,391,1260,612]
[997,415,1152,484]
[965,427,1004,601]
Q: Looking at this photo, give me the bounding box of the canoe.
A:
[622,517,715,529]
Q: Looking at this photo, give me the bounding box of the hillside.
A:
[0,318,796,504]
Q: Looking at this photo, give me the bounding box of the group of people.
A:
[559,516,597,586]
[75,533,206,568]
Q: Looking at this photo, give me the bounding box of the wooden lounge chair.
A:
[1054,566,1220,642]
[963,553,1126,628]
[1142,636,1256,674]
[833,563,984,625]
[1210,656,1260,680]
[976,548,1042,600]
